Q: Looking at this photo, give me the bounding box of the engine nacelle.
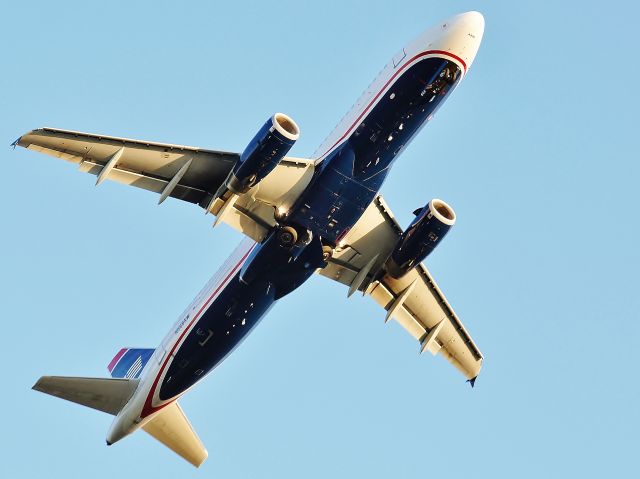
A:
[385,199,456,279]
[224,113,300,195]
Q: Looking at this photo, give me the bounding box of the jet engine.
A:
[385,199,456,279]
[222,113,300,195]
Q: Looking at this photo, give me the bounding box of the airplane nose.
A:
[445,11,484,34]
[462,11,485,48]
[457,11,485,35]
[440,11,485,71]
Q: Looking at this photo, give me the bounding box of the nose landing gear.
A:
[275,225,333,263]
[275,224,333,264]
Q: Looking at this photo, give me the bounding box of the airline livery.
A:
[15,12,485,467]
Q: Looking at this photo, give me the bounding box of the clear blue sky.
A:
[1,1,638,477]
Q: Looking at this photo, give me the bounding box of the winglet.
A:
[10,136,21,149]
[467,376,477,388]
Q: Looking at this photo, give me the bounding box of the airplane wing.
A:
[318,195,483,381]
[15,127,315,242]
[142,401,208,468]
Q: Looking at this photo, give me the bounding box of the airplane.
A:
[14,11,485,467]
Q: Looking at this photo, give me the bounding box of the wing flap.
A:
[318,195,483,380]
[77,158,207,203]
[208,157,315,242]
[320,196,399,287]
[368,265,483,379]
[16,127,316,237]
[24,143,85,162]
[17,127,238,205]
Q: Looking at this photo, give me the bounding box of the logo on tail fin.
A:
[108,348,155,379]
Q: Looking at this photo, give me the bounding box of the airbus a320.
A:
[15,11,485,467]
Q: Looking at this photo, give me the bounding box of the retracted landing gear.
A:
[277,226,298,248]
[239,224,327,298]
[277,224,332,263]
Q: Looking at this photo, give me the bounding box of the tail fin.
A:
[108,348,155,379]
[32,376,138,415]
[143,401,208,467]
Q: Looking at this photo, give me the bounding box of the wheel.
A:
[322,245,333,261]
[277,226,298,247]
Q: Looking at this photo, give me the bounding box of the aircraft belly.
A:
[289,57,462,244]
[156,58,464,401]
[159,273,276,400]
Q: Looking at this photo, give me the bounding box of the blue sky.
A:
[1,0,638,477]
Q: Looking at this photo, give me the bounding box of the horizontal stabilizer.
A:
[143,402,208,467]
[32,376,138,415]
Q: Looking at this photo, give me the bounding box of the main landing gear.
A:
[277,226,298,248]
[276,225,334,262]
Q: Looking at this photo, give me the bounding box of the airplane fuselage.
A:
[107,12,483,444]
[288,55,462,243]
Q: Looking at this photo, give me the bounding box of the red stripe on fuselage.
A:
[141,244,256,418]
[317,49,467,160]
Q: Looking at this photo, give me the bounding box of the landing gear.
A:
[322,245,333,261]
[277,226,298,248]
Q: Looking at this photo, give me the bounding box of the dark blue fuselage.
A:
[159,57,462,400]
[287,57,461,243]
[160,270,274,400]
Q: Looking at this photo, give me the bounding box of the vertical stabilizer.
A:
[108,348,155,379]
